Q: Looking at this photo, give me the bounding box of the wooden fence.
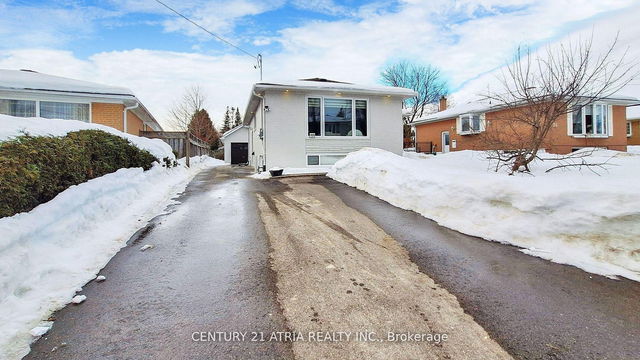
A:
[415,141,434,154]
[140,131,211,166]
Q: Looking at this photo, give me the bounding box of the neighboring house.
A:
[242,78,416,171]
[220,125,249,164]
[0,69,162,135]
[412,96,638,154]
[627,105,640,146]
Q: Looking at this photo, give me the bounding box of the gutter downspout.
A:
[123,102,139,134]
[252,90,266,172]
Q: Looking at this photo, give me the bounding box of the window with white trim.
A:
[40,101,90,122]
[458,113,482,134]
[0,99,36,117]
[306,97,368,137]
[570,104,609,136]
[307,154,346,166]
[627,122,633,137]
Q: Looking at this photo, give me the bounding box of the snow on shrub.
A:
[0,115,173,160]
[0,130,158,217]
[328,148,640,282]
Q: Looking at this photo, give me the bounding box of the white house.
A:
[220,125,249,164]
[242,78,416,171]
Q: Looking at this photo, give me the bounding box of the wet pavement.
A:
[317,176,640,360]
[25,166,292,360]
[24,168,640,360]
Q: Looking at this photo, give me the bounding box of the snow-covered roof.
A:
[0,69,133,96]
[254,78,417,97]
[243,78,416,124]
[220,125,248,141]
[413,95,640,125]
[412,101,494,125]
[0,69,163,130]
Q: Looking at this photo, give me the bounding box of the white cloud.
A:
[1,0,638,131]
[161,0,284,38]
[0,2,115,48]
[0,48,257,130]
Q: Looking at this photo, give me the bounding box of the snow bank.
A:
[628,145,640,154]
[328,148,640,282]
[251,167,331,179]
[0,115,173,160]
[0,155,223,359]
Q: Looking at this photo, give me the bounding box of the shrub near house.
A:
[0,130,157,217]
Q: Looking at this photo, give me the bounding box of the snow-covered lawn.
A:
[628,145,640,154]
[328,148,640,282]
[0,116,224,359]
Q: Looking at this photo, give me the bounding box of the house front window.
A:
[627,122,632,137]
[570,104,609,136]
[306,97,368,137]
[0,99,36,117]
[40,101,90,122]
[308,98,321,136]
[324,98,352,136]
[459,114,481,134]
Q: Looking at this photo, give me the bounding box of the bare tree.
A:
[380,60,449,123]
[481,34,637,174]
[168,85,207,132]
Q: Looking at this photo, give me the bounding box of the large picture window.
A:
[306,97,368,137]
[0,99,36,117]
[570,104,608,136]
[40,101,90,122]
[324,99,352,136]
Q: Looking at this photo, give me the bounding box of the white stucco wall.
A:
[248,89,404,171]
[248,103,265,170]
[221,126,249,163]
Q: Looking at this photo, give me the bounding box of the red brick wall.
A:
[414,105,628,154]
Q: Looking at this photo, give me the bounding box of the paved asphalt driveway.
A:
[25,167,640,359]
[26,166,293,360]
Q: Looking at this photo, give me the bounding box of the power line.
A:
[153,0,263,79]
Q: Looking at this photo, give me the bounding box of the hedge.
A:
[0,130,158,218]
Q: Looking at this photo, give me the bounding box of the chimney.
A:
[439,96,447,111]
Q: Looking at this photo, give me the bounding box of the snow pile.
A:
[403,151,434,160]
[0,115,173,160]
[328,148,640,281]
[0,155,223,359]
[628,145,640,154]
[251,167,330,179]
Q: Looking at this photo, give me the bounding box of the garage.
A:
[220,125,250,165]
[230,142,248,164]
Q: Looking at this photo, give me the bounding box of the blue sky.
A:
[1,0,638,127]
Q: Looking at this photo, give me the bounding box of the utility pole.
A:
[256,54,263,81]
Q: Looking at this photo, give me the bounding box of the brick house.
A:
[627,105,640,146]
[0,69,162,134]
[412,96,638,154]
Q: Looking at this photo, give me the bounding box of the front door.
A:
[230,142,248,164]
[441,131,450,153]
